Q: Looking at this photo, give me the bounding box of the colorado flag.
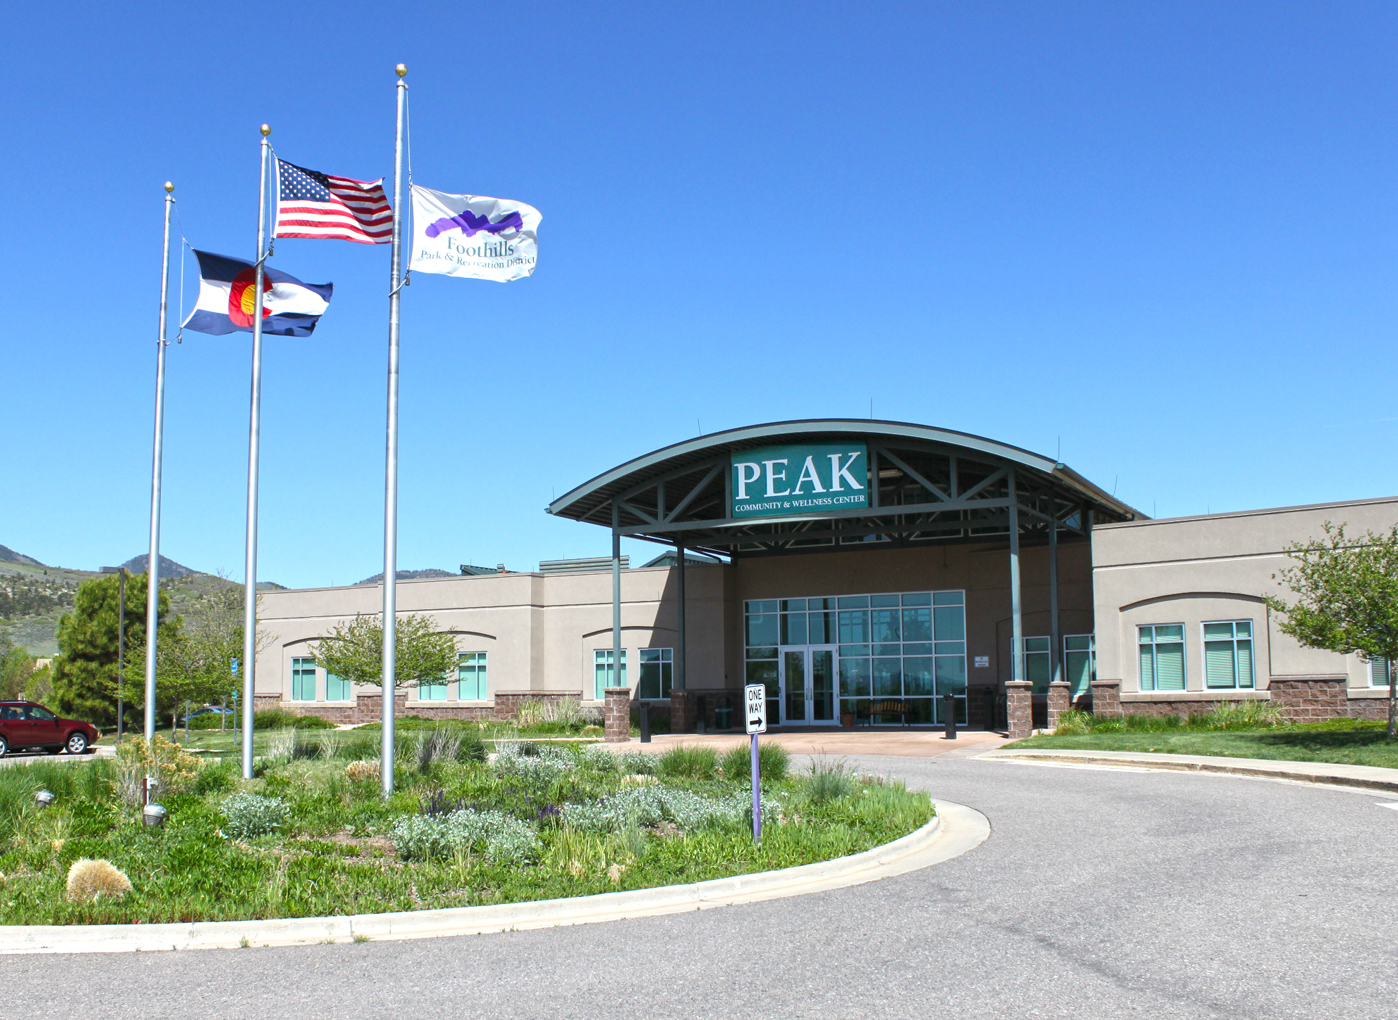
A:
[182,250,333,337]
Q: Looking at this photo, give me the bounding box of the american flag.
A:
[274,159,392,244]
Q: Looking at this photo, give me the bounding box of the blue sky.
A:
[4,1,1395,587]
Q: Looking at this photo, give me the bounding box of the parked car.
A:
[0,702,100,756]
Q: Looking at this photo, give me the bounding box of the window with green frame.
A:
[1139,625,1185,691]
[458,652,488,700]
[1203,620,1254,689]
[1370,655,1392,688]
[325,670,351,702]
[638,648,673,699]
[291,657,316,701]
[1063,634,1095,697]
[1023,636,1051,692]
[594,649,627,699]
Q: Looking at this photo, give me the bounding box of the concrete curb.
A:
[0,800,989,955]
[980,749,1398,794]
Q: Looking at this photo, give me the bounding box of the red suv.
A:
[0,702,99,756]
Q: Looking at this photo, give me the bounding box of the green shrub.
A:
[391,807,540,863]
[559,786,748,833]
[613,750,658,775]
[252,708,335,730]
[221,792,289,840]
[189,712,232,730]
[657,745,721,780]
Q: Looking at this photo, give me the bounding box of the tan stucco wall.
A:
[254,565,725,706]
[1092,496,1398,696]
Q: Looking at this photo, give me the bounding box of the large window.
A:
[1202,620,1254,689]
[1023,636,1051,693]
[745,591,967,725]
[594,649,627,699]
[638,648,673,700]
[1370,655,1392,688]
[1138,625,1185,691]
[458,652,488,700]
[1064,634,1095,697]
[291,657,316,702]
[325,671,351,702]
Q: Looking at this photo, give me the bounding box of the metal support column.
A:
[1007,468,1023,686]
[611,502,622,698]
[1049,515,1061,686]
[675,540,687,693]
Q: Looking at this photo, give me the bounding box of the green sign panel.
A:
[730,443,869,518]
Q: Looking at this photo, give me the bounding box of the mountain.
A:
[0,545,44,567]
[355,568,457,585]
[118,554,198,579]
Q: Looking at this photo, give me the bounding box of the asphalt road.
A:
[7,753,1397,1020]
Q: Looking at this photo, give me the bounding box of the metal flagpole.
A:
[116,567,125,742]
[241,125,272,780]
[381,65,408,796]
[144,182,175,743]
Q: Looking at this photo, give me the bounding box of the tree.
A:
[0,643,35,701]
[1267,522,1398,739]
[49,573,176,728]
[112,581,266,722]
[312,613,458,703]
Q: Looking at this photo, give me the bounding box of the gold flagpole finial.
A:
[395,63,407,78]
[164,181,174,193]
[260,124,271,137]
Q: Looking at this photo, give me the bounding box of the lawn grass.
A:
[1008,718,1398,770]
[0,739,931,925]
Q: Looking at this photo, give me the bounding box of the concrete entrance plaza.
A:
[8,752,1397,1019]
[614,727,1011,758]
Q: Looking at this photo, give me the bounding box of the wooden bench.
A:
[864,700,913,726]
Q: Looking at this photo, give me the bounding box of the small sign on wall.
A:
[973,656,990,668]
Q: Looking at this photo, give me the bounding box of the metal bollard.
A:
[639,701,651,743]
[943,692,957,740]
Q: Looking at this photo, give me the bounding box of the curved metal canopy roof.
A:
[548,419,1142,555]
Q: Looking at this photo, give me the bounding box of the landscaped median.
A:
[1008,705,1398,771]
[0,731,934,931]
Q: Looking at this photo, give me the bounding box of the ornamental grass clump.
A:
[657,745,721,780]
[1202,701,1284,730]
[391,807,541,864]
[112,736,204,807]
[719,741,790,782]
[65,859,131,903]
[1052,709,1095,736]
[221,792,290,840]
[806,757,854,805]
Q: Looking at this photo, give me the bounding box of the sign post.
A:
[745,683,767,844]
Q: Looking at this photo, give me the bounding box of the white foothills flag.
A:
[408,185,540,282]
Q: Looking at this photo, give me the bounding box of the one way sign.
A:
[745,684,767,734]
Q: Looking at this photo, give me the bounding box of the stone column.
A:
[603,687,632,743]
[670,689,694,734]
[1047,681,1071,732]
[1090,679,1122,718]
[1005,681,1033,740]
[1267,675,1348,723]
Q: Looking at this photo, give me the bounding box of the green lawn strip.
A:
[1007,719,1398,770]
[0,743,931,925]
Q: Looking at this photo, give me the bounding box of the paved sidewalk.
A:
[981,746,1398,792]
[609,728,1010,758]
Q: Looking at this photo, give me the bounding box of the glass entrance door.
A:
[779,645,838,725]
